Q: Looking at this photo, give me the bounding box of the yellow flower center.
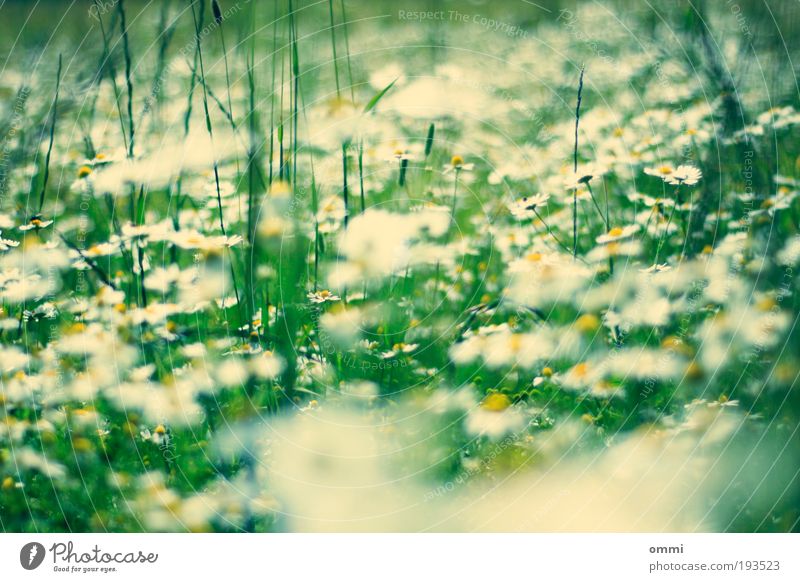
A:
[526,252,543,262]
[756,297,776,311]
[73,437,92,452]
[269,181,291,197]
[575,313,600,332]
[451,155,464,167]
[608,227,624,237]
[481,393,510,411]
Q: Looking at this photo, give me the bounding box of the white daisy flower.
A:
[596,225,639,244]
[666,164,702,185]
[507,193,551,219]
[307,289,341,304]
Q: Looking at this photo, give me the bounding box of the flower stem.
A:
[572,66,585,259]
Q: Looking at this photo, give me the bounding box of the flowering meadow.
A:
[1,0,799,533]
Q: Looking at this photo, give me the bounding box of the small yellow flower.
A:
[451,155,464,167]
[2,476,15,490]
[542,366,553,377]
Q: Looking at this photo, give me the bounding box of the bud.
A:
[212,0,223,24]
[424,123,435,157]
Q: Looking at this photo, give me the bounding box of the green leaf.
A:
[363,78,398,114]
